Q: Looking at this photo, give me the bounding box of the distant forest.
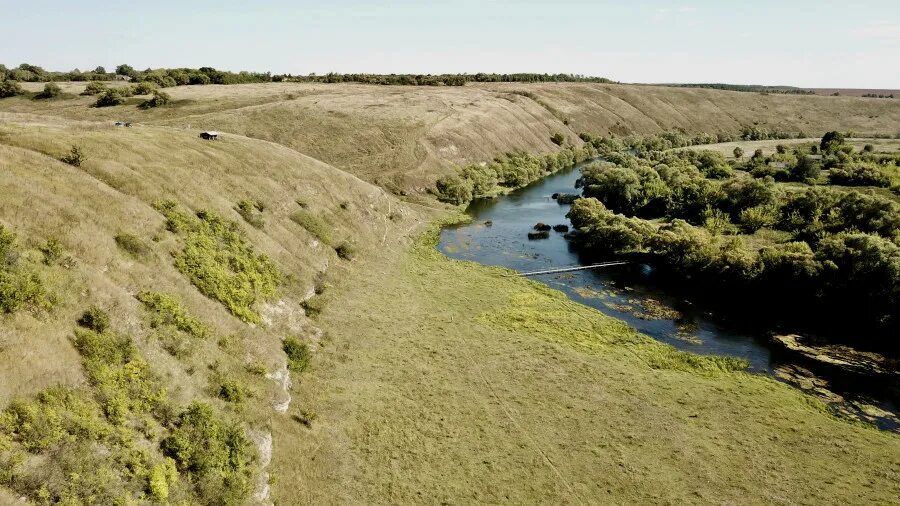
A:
[659,83,817,95]
[0,63,615,87]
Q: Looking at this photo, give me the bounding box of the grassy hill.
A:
[0,82,898,504]
[7,81,900,192]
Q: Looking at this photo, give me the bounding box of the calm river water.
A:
[438,162,899,432]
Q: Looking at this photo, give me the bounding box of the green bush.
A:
[132,81,158,95]
[114,233,152,259]
[434,174,474,205]
[829,163,892,187]
[550,132,566,145]
[161,402,254,502]
[283,337,311,372]
[139,90,171,109]
[94,89,126,107]
[60,145,85,167]
[77,306,110,333]
[39,238,63,265]
[0,80,24,98]
[80,81,107,95]
[36,82,61,99]
[137,291,210,339]
[738,205,777,233]
[154,201,281,323]
[216,379,249,404]
[235,199,265,228]
[301,295,326,317]
[290,210,333,245]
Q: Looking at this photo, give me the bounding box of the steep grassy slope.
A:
[0,118,426,503]
[4,82,899,193]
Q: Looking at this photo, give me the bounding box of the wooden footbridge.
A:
[513,261,629,277]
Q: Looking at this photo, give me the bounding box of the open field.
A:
[1,81,899,503]
[276,227,900,503]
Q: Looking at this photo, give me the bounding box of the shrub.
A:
[235,199,265,228]
[829,163,892,187]
[820,130,845,152]
[217,379,249,403]
[301,295,326,317]
[739,205,778,233]
[139,90,171,109]
[114,233,152,259]
[94,89,126,107]
[335,241,358,260]
[434,174,474,205]
[154,201,281,323]
[290,210,332,245]
[789,155,821,182]
[137,291,210,339]
[0,80,25,98]
[77,306,110,333]
[733,147,744,159]
[132,81,158,95]
[550,132,566,145]
[160,402,254,502]
[60,145,85,166]
[81,81,107,95]
[39,238,63,265]
[283,337,311,372]
[36,82,61,99]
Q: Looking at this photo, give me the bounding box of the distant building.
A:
[767,161,788,169]
[114,74,132,81]
[200,131,219,140]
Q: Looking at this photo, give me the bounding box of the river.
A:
[438,162,899,432]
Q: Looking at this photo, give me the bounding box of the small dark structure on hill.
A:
[200,131,219,140]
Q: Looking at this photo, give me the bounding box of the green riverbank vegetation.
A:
[565,132,900,350]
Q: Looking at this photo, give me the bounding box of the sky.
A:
[1,0,898,88]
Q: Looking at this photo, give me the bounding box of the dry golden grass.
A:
[2,81,898,192]
[276,228,900,504]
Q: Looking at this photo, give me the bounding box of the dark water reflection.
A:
[438,163,899,432]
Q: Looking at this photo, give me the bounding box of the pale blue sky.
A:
[1,1,898,87]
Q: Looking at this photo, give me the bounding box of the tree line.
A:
[1,63,615,88]
[566,133,899,350]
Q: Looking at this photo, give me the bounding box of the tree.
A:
[820,131,845,152]
[733,146,744,159]
[93,66,106,74]
[434,174,474,205]
[115,64,136,78]
[790,155,821,182]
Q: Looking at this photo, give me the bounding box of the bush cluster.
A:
[0,226,48,314]
[154,200,281,323]
[137,291,210,339]
[435,144,599,205]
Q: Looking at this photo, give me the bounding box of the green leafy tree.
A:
[820,131,845,152]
